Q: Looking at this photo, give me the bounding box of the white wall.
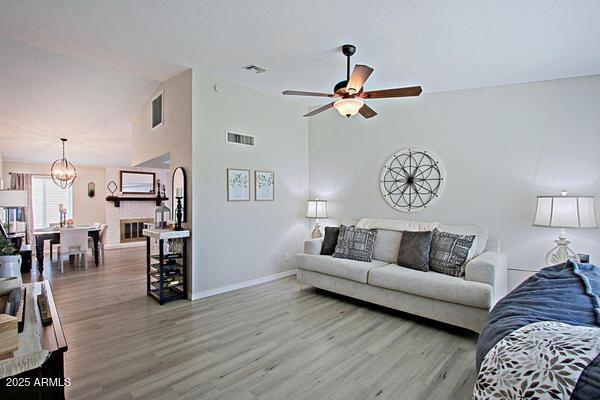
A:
[132,69,192,227]
[0,152,4,188]
[308,75,600,269]
[2,161,106,226]
[192,69,309,296]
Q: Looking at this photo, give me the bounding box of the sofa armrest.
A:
[304,238,323,255]
[484,238,502,252]
[465,251,508,286]
[465,251,509,303]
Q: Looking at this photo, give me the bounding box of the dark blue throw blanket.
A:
[476,260,600,400]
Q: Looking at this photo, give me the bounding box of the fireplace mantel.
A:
[106,195,168,207]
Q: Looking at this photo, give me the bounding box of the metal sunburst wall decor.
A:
[380,147,444,212]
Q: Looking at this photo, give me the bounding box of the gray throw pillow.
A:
[333,225,377,262]
[320,226,340,255]
[397,231,433,272]
[429,229,476,277]
[372,229,403,263]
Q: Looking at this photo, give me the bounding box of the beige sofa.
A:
[296,218,508,333]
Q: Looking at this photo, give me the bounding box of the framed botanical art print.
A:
[255,170,274,201]
[227,168,250,201]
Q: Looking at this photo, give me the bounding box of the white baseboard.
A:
[190,269,297,301]
[104,242,145,250]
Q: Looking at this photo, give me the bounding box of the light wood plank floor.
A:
[24,247,478,400]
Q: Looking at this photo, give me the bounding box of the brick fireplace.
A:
[104,167,168,248]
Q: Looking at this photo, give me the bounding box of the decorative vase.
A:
[0,276,22,296]
[0,255,22,280]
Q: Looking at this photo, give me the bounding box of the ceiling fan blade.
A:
[361,86,422,99]
[303,102,334,117]
[283,90,335,97]
[346,65,374,94]
[358,104,377,119]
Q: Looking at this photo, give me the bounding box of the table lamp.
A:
[306,198,328,239]
[533,190,597,265]
[0,190,28,235]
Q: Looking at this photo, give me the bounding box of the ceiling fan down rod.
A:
[346,53,350,81]
[341,44,356,82]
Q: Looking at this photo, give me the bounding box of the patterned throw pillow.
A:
[332,225,377,262]
[429,229,475,277]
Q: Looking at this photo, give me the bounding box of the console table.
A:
[0,281,68,399]
[143,228,189,305]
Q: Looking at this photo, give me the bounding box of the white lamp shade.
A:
[0,190,28,207]
[533,195,597,228]
[306,199,328,218]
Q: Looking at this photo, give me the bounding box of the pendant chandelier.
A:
[51,138,78,189]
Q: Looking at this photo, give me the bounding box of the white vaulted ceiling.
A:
[1,1,600,165]
[0,37,159,166]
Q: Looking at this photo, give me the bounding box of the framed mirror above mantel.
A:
[105,170,167,207]
[120,171,156,194]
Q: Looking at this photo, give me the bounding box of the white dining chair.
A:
[88,224,108,263]
[58,227,89,273]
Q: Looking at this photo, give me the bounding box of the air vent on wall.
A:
[226,131,255,147]
[151,91,163,130]
[242,64,266,74]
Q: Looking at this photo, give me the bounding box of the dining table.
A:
[33,226,101,272]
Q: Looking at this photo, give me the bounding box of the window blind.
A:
[31,175,73,229]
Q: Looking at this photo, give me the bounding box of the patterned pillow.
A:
[429,228,475,277]
[332,225,377,262]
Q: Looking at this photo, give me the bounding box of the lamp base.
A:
[545,229,580,266]
[311,223,323,239]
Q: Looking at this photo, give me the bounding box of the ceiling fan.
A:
[283,44,422,119]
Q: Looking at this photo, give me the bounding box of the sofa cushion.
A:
[333,225,377,262]
[397,230,433,272]
[368,265,492,309]
[297,254,388,283]
[320,226,340,255]
[437,223,488,261]
[372,229,403,263]
[429,229,475,277]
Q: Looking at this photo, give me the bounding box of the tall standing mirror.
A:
[172,167,186,223]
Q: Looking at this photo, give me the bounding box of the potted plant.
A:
[0,235,21,280]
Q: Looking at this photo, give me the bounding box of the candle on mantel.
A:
[176,188,182,198]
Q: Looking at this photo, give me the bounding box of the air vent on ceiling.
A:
[226,131,255,147]
[242,64,266,74]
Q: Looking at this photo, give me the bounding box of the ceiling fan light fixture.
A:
[334,98,364,118]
